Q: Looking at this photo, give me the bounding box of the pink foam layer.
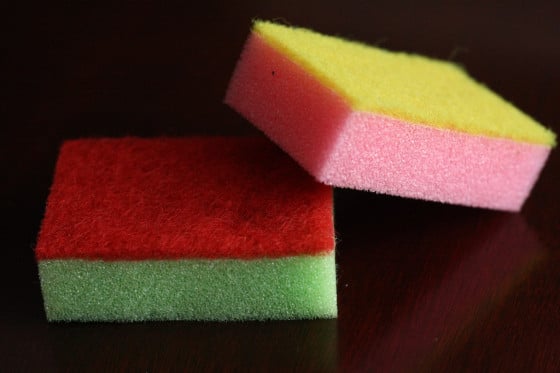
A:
[225,32,349,175]
[225,31,551,211]
[320,113,550,211]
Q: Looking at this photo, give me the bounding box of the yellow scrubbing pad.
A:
[254,21,555,146]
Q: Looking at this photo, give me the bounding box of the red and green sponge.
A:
[35,137,337,321]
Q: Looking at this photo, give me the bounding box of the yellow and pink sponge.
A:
[225,21,556,211]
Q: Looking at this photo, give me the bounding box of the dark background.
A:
[2,1,559,371]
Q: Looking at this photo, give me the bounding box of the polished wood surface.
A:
[3,2,559,371]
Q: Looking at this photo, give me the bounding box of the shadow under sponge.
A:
[35,137,336,321]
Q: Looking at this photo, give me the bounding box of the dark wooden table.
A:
[3,2,559,371]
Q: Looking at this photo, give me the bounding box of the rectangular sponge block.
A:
[35,137,336,321]
[225,20,556,211]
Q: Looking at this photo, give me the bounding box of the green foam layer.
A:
[38,254,337,322]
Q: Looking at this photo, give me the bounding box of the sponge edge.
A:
[320,112,551,211]
[36,137,337,321]
[225,25,554,211]
[39,255,337,322]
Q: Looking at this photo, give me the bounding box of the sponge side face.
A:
[254,21,555,146]
[320,112,551,211]
[39,255,337,322]
[225,32,350,177]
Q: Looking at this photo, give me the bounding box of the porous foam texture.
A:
[35,137,336,321]
[39,256,336,322]
[225,20,556,211]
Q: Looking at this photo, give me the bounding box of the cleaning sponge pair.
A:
[36,20,555,322]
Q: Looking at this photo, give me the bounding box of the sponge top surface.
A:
[254,21,555,146]
[35,137,334,260]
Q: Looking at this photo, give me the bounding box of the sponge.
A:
[225,20,556,211]
[35,137,336,321]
